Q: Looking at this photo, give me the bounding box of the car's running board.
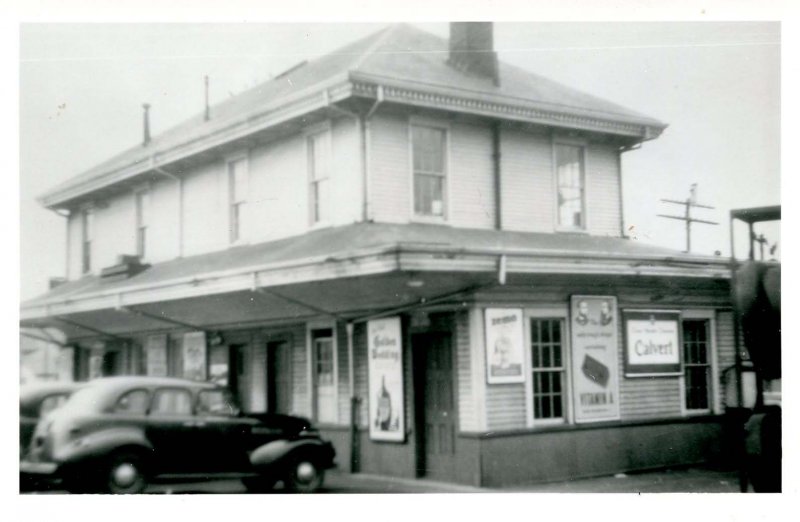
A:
[154,472,260,483]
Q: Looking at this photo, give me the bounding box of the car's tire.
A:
[284,458,324,493]
[104,451,148,494]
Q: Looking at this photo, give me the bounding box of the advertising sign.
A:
[570,296,621,423]
[623,310,682,376]
[182,331,207,381]
[146,335,168,377]
[484,308,525,384]
[368,317,405,442]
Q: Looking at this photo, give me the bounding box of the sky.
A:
[18,21,781,300]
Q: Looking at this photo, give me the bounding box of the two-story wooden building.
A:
[21,23,733,487]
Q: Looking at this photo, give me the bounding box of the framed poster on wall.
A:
[367,317,405,442]
[182,331,207,381]
[146,334,168,377]
[623,310,682,376]
[570,296,621,423]
[484,308,525,384]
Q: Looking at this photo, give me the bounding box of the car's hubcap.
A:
[112,463,138,487]
[296,462,316,483]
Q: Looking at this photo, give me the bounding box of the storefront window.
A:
[530,318,566,421]
[683,319,711,411]
[312,328,336,423]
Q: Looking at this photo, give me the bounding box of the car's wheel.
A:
[104,451,148,494]
[284,458,324,493]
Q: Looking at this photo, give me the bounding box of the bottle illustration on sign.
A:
[375,375,394,431]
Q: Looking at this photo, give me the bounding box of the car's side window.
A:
[197,389,240,417]
[150,388,194,417]
[115,389,150,414]
[39,394,69,417]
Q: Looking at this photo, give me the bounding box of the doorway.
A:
[228,344,247,409]
[413,332,456,482]
[266,341,292,414]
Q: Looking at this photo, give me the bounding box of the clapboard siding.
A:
[500,128,553,232]
[93,189,136,272]
[289,324,311,418]
[486,383,527,430]
[715,311,736,411]
[586,144,622,237]
[369,113,410,223]
[66,212,82,279]
[147,178,181,263]
[182,160,226,257]
[337,322,351,426]
[354,323,369,427]
[455,310,477,431]
[450,122,495,229]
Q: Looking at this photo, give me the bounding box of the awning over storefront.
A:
[21,222,731,341]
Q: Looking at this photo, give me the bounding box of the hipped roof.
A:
[39,23,666,208]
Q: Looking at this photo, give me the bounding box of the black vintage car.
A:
[20,376,335,493]
[20,381,81,454]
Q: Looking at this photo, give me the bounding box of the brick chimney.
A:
[448,22,499,85]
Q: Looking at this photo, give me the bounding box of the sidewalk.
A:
[329,465,741,494]
[504,466,741,493]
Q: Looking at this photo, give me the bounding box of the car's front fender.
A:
[249,438,334,471]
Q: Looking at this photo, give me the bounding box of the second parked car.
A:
[21,376,336,493]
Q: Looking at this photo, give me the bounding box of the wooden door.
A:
[415,333,456,481]
[267,341,292,414]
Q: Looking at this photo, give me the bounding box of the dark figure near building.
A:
[744,406,781,492]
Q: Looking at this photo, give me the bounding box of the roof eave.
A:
[349,71,667,140]
[38,73,355,210]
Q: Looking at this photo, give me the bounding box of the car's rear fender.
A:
[54,426,153,465]
[249,439,333,472]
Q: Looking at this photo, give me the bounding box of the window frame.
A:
[80,207,94,274]
[409,118,450,222]
[523,307,572,428]
[226,153,249,245]
[305,123,332,228]
[306,322,338,424]
[552,138,589,233]
[149,387,195,417]
[679,310,719,416]
[113,388,151,415]
[134,188,150,260]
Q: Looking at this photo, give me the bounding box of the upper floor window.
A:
[683,319,712,412]
[555,144,585,230]
[135,190,150,259]
[228,158,248,243]
[308,131,330,224]
[81,208,94,274]
[412,125,447,218]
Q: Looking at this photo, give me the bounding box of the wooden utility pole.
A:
[658,184,719,253]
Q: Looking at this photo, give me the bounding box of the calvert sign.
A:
[623,310,682,376]
[570,296,621,423]
[368,317,405,442]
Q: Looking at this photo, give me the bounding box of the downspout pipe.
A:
[327,85,383,223]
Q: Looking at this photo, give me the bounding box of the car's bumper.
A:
[20,460,58,476]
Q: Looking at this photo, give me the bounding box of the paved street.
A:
[23,465,742,494]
